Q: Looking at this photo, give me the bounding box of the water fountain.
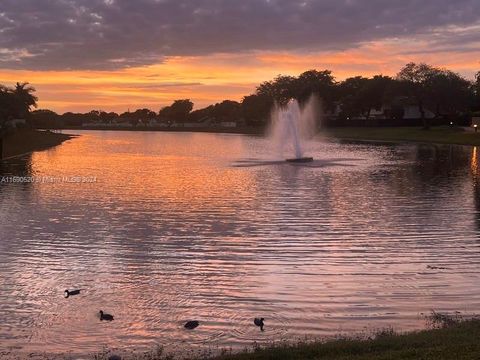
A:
[268,96,318,163]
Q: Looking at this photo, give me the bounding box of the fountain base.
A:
[286,157,313,163]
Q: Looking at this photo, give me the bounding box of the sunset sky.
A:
[0,0,479,113]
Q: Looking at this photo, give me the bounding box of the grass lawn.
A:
[325,126,480,146]
[208,319,480,360]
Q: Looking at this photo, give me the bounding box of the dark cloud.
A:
[0,0,479,70]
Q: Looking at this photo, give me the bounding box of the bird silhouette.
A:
[254,317,265,331]
[99,310,114,321]
[184,320,199,329]
[64,289,81,298]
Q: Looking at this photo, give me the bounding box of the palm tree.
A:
[12,82,38,119]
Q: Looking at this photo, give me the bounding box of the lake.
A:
[1,130,479,358]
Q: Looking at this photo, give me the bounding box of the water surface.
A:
[1,131,480,357]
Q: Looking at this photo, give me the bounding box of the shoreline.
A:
[1,129,77,160]
[55,125,266,135]
[207,319,480,360]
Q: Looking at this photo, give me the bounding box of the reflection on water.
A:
[1,131,480,358]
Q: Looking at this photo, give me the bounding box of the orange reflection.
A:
[471,146,479,181]
[30,132,257,211]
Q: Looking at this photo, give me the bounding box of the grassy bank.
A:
[325,126,480,146]
[209,320,480,360]
[1,129,76,160]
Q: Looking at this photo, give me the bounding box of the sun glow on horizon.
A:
[1,40,479,113]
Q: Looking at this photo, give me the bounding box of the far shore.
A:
[56,125,480,147]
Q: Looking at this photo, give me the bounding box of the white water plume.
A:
[267,94,321,159]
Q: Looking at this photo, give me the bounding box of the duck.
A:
[64,289,81,298]
[99,310,114,321]
[254,317,264,331]
[184,320,199,330]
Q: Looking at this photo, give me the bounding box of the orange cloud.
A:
[0,41,478,113]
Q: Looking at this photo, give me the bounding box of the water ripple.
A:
[0,132,479,357]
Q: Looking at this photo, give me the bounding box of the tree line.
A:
[2,63,480,131]
[30,98,243,129]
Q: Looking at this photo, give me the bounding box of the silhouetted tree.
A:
[211,100,241,123]
[60,112,87,126]
[188,105,215,123]
[361,75,395,119]
[0,82,38,123]
[159,99,193,124]
[397,64,471,126]
[119,110,131,118]
[129,108,156,126]
[186,101,241,124]
[297,70,337,110]
[397,63,441,129]
[426,70,471,118]
[12,82,38,119]
[473,71,480,112]
[99,111,119,124]
[87,110,101,123]
[241,94,273,126]
[31,109,60,128]
[256,75,299,103]
[338,76,370,119]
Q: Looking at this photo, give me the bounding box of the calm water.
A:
[1,131,480,358]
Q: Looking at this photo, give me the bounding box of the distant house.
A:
[183,122,206,128]
[402,105,435,119]
[368,108,386,119]
[146,119,160,126]
[220,121,237,128]
[348,105,435,121]
[181,118,212,128]
[113,118,134,127]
